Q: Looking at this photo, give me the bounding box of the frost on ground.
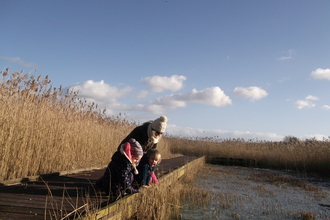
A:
[180,165,330,220]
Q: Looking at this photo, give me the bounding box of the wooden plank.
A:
[80,156,205,220]
[0,156,200,220]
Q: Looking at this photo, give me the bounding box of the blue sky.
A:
[1,1,330,141]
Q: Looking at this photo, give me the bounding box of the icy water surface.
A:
[179,165,330,220]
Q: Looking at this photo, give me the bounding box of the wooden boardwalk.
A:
[0,156,198,220]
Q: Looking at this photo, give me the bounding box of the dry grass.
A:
[300,211,316,220]
[1,69,330,181]
[0,69,174,182]
[247,171,327,200]
[2,69,330,219]
[42,177,104,220]
[167,135,330,176]
[131,157,206,220]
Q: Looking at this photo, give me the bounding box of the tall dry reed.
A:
[0,69,173,182]
[131,157,206,220]
[168,135,330,175]
[2,68,329,182]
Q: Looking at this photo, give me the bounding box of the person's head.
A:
[129,138,143,163]
[146,149,161,167]
[148,116,168,144]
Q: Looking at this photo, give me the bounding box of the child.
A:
[135,149,161,187]
[96,138,143,201]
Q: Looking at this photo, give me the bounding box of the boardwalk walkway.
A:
[0,156,198,220]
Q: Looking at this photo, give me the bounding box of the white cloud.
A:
[153,94,187,108]
[142,104,166,115]
[0,56,38,69]
[70,80,132,100]
[305,95,319,101]
[300,134,329,141]
[310,68,330,80]
[187,87,232,106]
[67,80,231,115]
[152,87,232,109]
[64,79,328,142]
[68,80,133,113]
[140,75,186,92]
[277,49,295,61]
[278,77,289,83]
[135,90,149,99]
[322,105,330,110]
[295,95,319,109]
[233,86,268,101]
[295,100,315,109]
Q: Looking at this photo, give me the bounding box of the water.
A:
[179,165,330,220]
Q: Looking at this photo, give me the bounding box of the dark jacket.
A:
[117,122,157,152]
[135,155,156,186]
[98,151,138,198]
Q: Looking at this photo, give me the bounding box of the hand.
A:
[132,189,141,193]
[125,188,140,194]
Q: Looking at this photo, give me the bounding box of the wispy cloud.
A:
[152,87,232,108]
[233,86,268,101]
[277,49,295,61]
[295,95,319,109]
[305,95,319,101]
[310,68,330,80]
[295,100,315,109]
[322,105,330,110]
[278,77,289,83]
[0,56,38,69]
[140,75,186,93]
[135,90,149,99]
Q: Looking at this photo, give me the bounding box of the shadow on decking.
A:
[0,170,107,220]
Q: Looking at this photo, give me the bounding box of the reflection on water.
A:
[178,165,330,220]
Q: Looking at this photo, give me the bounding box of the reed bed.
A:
[130,156,206,220]
[168,136,330,176]
[2,69,330,219]
[44,157,206,220]
[1,69,330,182]
[0,69,173,182]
